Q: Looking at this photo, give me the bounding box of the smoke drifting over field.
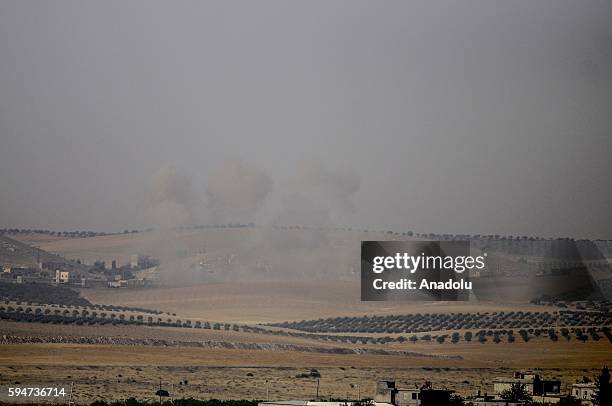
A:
[205,160,273,224]
[273,166,360,228]
[261,165,362,269]
[134,160,366,285]
[144,161,361,233]
[306,166,361,212]
[145,166,197,229]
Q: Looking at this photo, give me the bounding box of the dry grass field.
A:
[82,282,549,323]
[1,319,610,402]
[2,320,609,368]
[1,330,609,402]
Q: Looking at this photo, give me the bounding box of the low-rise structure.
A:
[55,270,71,284]
[40,261,69,271]
[374,380,452,406]
[16,274,54,285]
[0,267,54,284]
[80,278,109,288]
[493,372,560,397]
[3,266,38,276]
[571,383,595,405]
[130,254,140,269]
[108,280,128,288]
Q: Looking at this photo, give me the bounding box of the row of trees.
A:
[3,303,612,345]
[0,307,238,331]
[402,327,612,344]
[3,304,612,345]
[0,228,112,238]
[4,224,612,243]
[1,299,161,315]
[272,310,612,334]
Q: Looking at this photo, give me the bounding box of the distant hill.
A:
[0,234,77,268]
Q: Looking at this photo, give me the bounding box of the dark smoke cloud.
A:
[205,160,273,224]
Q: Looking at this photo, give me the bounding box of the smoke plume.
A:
[145,166,196,229]
[205,160,273,224]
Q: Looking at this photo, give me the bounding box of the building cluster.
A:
[259,373,598,406]
[373,380,452,406]
[1,260,72,285]
[479,371,595,405]
[1,254,157,289]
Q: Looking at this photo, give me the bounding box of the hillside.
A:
[0,234,76,268]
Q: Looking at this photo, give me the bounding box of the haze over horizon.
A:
[1,1,611,239]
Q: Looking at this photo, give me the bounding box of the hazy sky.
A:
[0,1,610,239]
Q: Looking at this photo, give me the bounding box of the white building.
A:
[130,254,140,269]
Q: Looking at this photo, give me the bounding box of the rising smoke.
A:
[144,166,197,229]
[142,161,364,285]
[205,160,273,225]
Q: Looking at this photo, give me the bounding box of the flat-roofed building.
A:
[571,383,595,405]
[493,372,560,396]
[374,380,452,406]
[55,270,70,284]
